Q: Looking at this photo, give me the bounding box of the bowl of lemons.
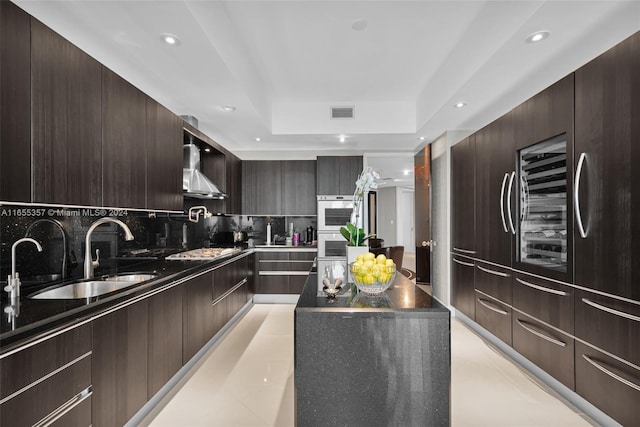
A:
[350,252,397,295]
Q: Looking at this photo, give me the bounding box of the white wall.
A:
[397,188,415,253]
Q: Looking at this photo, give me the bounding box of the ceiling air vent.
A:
[330,106,354,119]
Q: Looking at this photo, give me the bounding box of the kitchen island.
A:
[295,271,451,426]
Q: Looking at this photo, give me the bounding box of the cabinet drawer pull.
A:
[574,152,588,238]
[452,258,474,268]
[582,298,640,322]
[453,247,476,254]
[477,298,508,315]
[500,173,509,233]
[476,264,509,277]
[515,278,567,296]
[34,387,92,427]
[582,355,640,392]
[516,319,566,348]
[506,171,516,234]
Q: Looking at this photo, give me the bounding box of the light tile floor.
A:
[144,303,595,427]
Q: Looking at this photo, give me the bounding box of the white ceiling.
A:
[13,0,640,181]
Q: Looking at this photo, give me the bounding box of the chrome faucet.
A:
[25,218,69,280]
[84,218,134,279]
[4,238,43,303]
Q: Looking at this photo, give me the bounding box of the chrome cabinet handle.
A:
[452,247,476,254]
[582,298,640,322]
[582,355,640,392]
[516,319,566,347]
[477,298,508,315]
[452,257,474,268]
[476,264,509,277]
[515,277,568,296]
[507,171,516,234]
[500,173,509,233]
[574,152,588,238]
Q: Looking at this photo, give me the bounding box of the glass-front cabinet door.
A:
[517,134,568,273]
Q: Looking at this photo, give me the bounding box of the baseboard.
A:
[252,294,300,304]
[454,310,621,427]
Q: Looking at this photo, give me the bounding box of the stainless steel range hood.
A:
[183,143,227,199]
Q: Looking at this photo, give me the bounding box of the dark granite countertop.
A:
[1,248,253,353]
[296,271,449,315]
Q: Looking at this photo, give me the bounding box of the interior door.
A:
[414,145,431,283]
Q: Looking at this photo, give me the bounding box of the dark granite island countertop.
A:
[295,272,451,426]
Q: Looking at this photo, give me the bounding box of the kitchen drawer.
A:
[513,272,574,334]
[259,260,311,271]
[475,261,512,304]
[0,355,91,427]
[512,310,574,389]
[257,275,289,294]
[289,274,308,294]
[451,254,475,319]
[575,289,640,366]
[289,251,316,261]
[258,251,289,261]
[49,393,91,427]
[575,341,640,427]
[0,323,91,399]
[475,290,512,346]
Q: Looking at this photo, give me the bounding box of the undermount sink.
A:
[101,273,158,282]
[29,273,159,299]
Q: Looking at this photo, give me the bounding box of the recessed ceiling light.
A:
[339,135,346,143]
[204,148,211,153]
[352,18,368,31]
[161,33,181,46]
[255,137,261,142]
[403,169,411,176]
[222,106,236,112]
[526,30,550,44]
[419,136,425,141]
[454,102,467,108]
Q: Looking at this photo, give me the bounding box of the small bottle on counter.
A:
[266,223,272,245]
[293,232,300,246]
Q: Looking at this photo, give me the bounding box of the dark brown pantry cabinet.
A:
[474,113,514,266]
[574,31,640,302]
[0,1,31,202]
[451,136,476,256]
[31,17,103,206]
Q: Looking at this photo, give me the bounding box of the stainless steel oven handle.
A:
[515,277,568,296]
[582,355,640,392]
[574,152,588,238]
[516,319,566,347]
[507,171,516,234]
[500,173,509,233]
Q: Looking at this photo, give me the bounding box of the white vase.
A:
[346,245,368,283]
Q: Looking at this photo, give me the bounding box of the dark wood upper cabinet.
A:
[102,69,147,209]
[574,31,640,301]
[31,18,103,206]
[282,160,317,215]
[225,153,242,214]
[475,112,515,265]
[92,299,149,427]
[0,1,31,202]
[242,160,283,215]
[316,156,363,195]
[146,99,183,211]
[451,136,476,255]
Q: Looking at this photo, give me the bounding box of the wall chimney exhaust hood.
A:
[183,143,227,200]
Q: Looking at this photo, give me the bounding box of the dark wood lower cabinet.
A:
[256,251,315,294]
[148,285,183,398]
[49,395,92,427]
[450,254,475,319]
[182,272,215,363]
[474,290,512,346]
[512,310,574,389]
[474,261,512,305]
[92,299,149,427]
[575,341,640,426]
